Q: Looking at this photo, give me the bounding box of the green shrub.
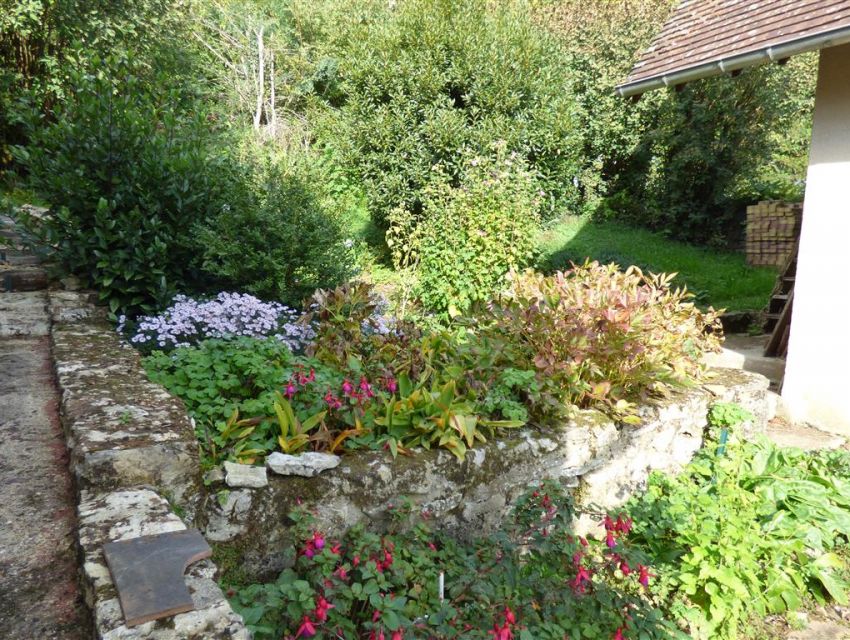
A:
[196,148,355,306]
[17,56,236,315]
[416,149,540,316]
[303,0,581,233]
[480,262,722,420]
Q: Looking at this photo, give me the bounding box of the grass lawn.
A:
[537,216,777,312]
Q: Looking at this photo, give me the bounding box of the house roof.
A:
[617,0,850,97]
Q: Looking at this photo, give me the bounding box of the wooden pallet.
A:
[764,242,797,358]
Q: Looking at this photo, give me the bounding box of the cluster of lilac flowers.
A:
[121,292,315,351]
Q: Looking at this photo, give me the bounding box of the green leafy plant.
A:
[210,410,267,465]
[16,55,236,315]
[272,392,327,455]
[374,375,523,461]
[416,147,541,316]
[196,148,355,306]
[627,406,850,639]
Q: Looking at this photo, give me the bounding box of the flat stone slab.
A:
[266,451,341,477]
[104,530,212,627]
[0,291,49,337]
[224,461,268,488]
[767,419,847,451]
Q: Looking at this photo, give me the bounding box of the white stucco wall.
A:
[782,43,850,435]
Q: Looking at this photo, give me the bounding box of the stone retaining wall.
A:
[200,369,770,582]
[49,289,773,596]
[48,291,249,639]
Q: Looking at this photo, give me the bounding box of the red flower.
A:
[295,616,316,638]
[313,596,334,622]
[612,626,627,640]
[341,379,354,396]
[571,565,593,594]
[619,559,632,576]
[606,531,617,549]
[391,631,403,640]
[284,381,297,399]
[489,623,513,640]
[384,377,398,394]
[504,606,516,625]
[638,564,652,588]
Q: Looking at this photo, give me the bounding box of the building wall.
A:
[782,42,850,435]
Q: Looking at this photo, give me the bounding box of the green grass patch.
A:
[537,216,777,312]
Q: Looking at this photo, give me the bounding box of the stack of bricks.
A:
[745,201,803,268]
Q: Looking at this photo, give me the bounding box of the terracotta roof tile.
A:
[621,0,850,89]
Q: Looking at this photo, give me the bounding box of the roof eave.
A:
[616,25,850,97]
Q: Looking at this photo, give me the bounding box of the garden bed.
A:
[202,368,768,582]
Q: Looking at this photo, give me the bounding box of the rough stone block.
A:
[49,297,201,510]
[224,462,268,488]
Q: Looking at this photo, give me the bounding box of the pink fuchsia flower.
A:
[606,531,617,549]
[359,376,375,398]
[341,379,354,396]
[295,616,316,638]
[503,607,516,625]
[313,596,334,623]
[333,565,348,580]
[616,515,633,535]
[613,627,627,640]
[284,381,297,399]
[391,631,404,640]
[619,559,632,576]
[324,390,342,410]
[571,565,593,594]
[638,564,652,588]
[312,533,325,550]
[383,376,398,394]
[489,623,513,640]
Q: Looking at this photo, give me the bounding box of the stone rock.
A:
[224,462,267,488]
[0,291,49,337]
[203,467,225,485]
[266,451,341,477]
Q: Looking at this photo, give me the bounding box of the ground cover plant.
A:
[626,405,850,639]
[229,484,681,640]
[142,264,721,466]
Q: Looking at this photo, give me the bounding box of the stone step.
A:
[2,267,49,292]
[0,249,43,266]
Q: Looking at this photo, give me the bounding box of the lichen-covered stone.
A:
[224,462,267,488]
[266,451,341,477]
[49,292,201,512]
[78,489,249,640]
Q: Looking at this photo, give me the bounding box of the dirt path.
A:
[0,290,91,638]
